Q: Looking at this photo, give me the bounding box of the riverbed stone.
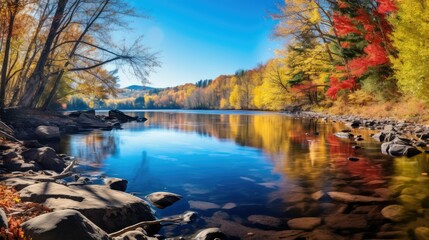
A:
[145,191,182,209]
[415,227,429,240]
[287,217,321,230]
[335,132,354,139]
[327,191,387,203]
[309,229,347,240]
[381,205,409,222]
[325,214,368,230]
[34,126,60,140]
[248,215,283,228]
[21,147,66,172]
[21,210,109,240]
[19,182,156,233]
[189,200,221,210]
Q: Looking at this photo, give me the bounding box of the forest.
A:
[1,0,429,121]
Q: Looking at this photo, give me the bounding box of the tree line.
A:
[63,0,429,112]
[0,0,158,112]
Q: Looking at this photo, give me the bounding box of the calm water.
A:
[58,110,429,238]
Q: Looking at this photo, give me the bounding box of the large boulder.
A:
[34,126,60,140]
[108,110,138,123]
[77,113,111,129]
[21,147,66,172]
[19,182,157,233]
[21,210,109,240]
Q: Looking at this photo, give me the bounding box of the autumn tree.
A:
[389,0,429,101]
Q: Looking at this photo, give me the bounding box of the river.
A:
[57,110,429,239]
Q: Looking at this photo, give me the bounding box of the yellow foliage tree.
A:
[389,0,429,101]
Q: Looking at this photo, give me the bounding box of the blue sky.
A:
[116,0,283,88]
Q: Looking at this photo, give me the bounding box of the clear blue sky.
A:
[117,0,283,88]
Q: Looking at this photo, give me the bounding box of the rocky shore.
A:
[1,109,429,240]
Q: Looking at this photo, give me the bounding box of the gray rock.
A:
[193,228,226,240]
[21,210,109,240]
[324,214,368,230]
[145,191,182,209]
[248,215,283,228]
[1,178,38,191]
[327,191,387,203]
[77,113,111,129]
[104,178,128,192]
[3,158,42,172]
[112,228,156,240]
[0,207,7,229]
[34,126,60,140]
[19,182,156,233]
[415,227,429,240]
[287,217,321,230]
[21,147,66,172]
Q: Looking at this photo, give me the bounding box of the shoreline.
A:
[1,109,429,239]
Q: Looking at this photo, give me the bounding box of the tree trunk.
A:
[0,1,18,113]
[19,0,68,108]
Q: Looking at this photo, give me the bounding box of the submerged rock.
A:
[189,200,221,210]
[145,191,182,209]
[21,210,110,240]
[248,215,283,229]
[381,205,409,222]
[327,191,387,203]
[415,227,429,240]
[287,217,321,230]
[325,214,368,230]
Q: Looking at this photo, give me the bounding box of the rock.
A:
[309,229,346,240]
[335,132,354,139]
[287,217,321,230]
[21,209,109,240]
[222,202,237,209]
[3,158,42,172]
[381,205,410,222]
[283,193,309,203]
[248,215,283,228]
[324,214,368,230]
[21,140,43,148]
[104,178,128,192]
[145,191,182,209]
[189,200,221,210]
[350,120,361,128]
[0,207,7,229]
[372,132,385,142]
[108,110,137,123]
[384,124,395,132]
[381,139,422,157]
[19,182,156,233]
[327,191,387,203]
[311,190,331,201]
[2,151,18,160]
[415,227,429,240]
[77,113,111,129]
[193,228,226,240]
[113,229,155,240]
[34,126,60,140]
[22,147,66,172]
[1,177,38,191]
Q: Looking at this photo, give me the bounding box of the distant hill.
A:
[123,85,157,91]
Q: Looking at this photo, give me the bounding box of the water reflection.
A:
[59,110,429,238]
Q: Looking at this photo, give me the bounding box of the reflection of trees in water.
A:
[61,131,119,167]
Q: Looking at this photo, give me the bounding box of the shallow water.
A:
[58,110,429,238]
